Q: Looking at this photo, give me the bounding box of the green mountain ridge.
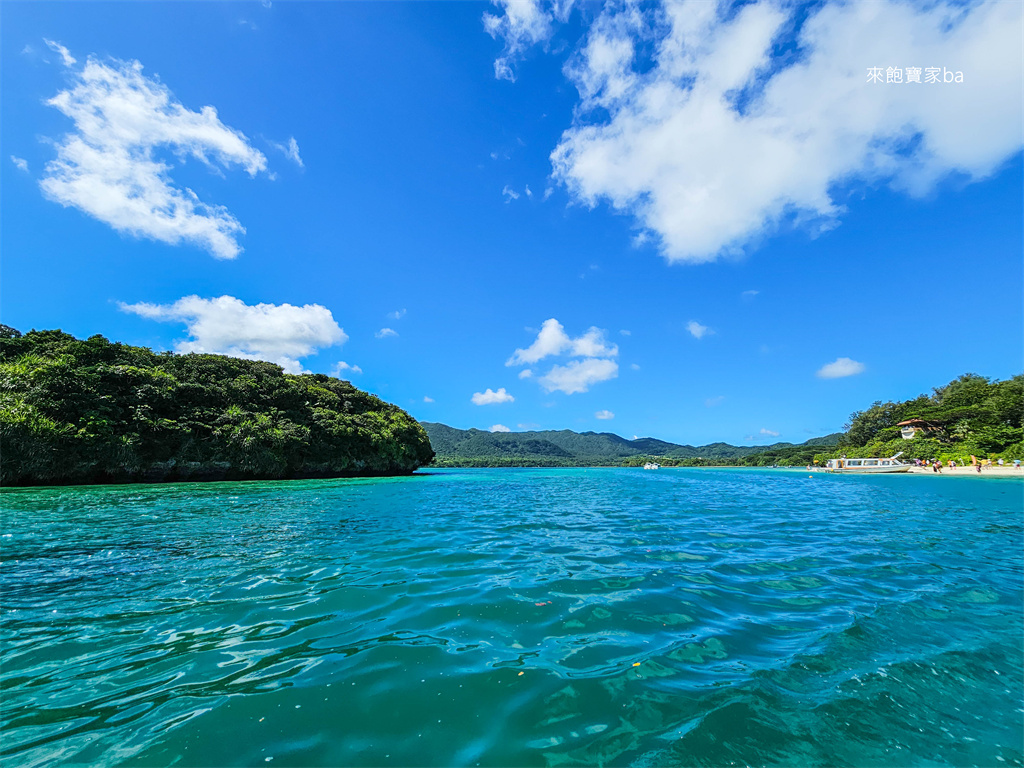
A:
[421,422,842,466]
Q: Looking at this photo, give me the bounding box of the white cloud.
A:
[472,387,515,405]
[272,136,303,168]
[332,361,362,376]
[760,428,780,437]
[120,295,345,374]
[595,409,615,420]
[518,422,540,429]
[539,358,618,394]
[518,368,533,379]
[630,363,640,370]
[502,184,520,202]
[10,156,28,173]
[44,38,76,67]
[619,329,631,336]
[742,290,759,298]
[387,308,407,320]
[705,395,725,407]
[489,424,512,433]
[572,326,619,357]
[686,320,711,339]
[40,54,267,259]
[423,396,435,403]
[525,184,533,198]
[817,357,866,379]
[550,0,1023,263]
[507,318,618,365]
[483,0,558,82]
[375,327,398,339]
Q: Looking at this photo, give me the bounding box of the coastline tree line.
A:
[424,374,1022,468]
[0,326,434,486]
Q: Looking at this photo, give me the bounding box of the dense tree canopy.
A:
[825,373,1023,462]
[0,326,433,486]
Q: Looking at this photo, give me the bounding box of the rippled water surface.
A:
[2,468,1022,767]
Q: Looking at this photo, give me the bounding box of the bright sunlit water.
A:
[1,468,1022,767]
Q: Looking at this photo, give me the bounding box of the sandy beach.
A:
[905,465,1022,478]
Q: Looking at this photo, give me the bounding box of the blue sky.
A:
[3,0,1022,446]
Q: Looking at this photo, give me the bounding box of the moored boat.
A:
[825,452,910,474]
[643,462,661,470]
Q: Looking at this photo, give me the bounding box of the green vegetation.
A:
[421,422,840,468]
[0,326,434,486]
[818,373,1023,464]
[424,372,1021,470]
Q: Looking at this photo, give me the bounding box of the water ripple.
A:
[1,469,1021,766]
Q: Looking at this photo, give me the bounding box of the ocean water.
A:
[1,468,1021,767]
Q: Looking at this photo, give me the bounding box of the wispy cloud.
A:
[482,0,558,82]
[332,361,362,376]
[271,136,303,168]
[595,409,614,420]
[502,184,520,202]
[387,308,407,320]
[472,387,515,405]
[817,357,866,379]
[44,38,76,67]
[120,295,345,374]
[518,369,533,379]
[10,156,28,173]
[686,321,711,340]
[423,396,434,403]
[40,51,267,259]
[375,328,398,339]
[760,428,780,437]
[705,396,725,407]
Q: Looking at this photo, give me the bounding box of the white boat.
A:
[643,462,661,470]
[825,452,910,474]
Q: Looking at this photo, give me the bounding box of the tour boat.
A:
[643,462,661,470]
[825,452,910,474]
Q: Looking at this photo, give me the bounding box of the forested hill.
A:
[0,326,434,486]
[421,422,841,467]
[822,373,1023,462]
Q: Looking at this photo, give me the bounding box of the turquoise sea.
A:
[1,468,1022,767]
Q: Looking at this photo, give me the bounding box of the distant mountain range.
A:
[421,422,841,467]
